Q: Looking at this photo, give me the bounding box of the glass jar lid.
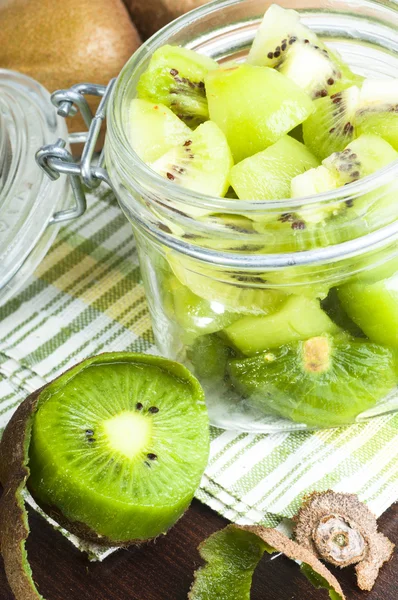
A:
[0,69,70,306]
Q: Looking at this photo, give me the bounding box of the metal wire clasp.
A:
[36,80,116,224]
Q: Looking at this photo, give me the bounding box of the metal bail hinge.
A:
[36,79,116,225]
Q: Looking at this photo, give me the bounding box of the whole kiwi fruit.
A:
[0,0,141,137]
[124,0,211,39]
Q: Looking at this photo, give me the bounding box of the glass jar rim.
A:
[106,0,398,269]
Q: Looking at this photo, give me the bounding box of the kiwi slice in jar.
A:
[227,334,397,427]
[25,353,209,544]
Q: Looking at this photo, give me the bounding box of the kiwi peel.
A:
[0,353,209,600]
[189,524,345,599]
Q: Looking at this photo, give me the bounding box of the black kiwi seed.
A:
[274,51,281,58]
[267,52,274,59]
[330,127,336,133]
[292,220,306,230]
[304,39,310,44]
[279,212,294,223]
[166,172,175,180]
[147,453,158,461]
[85,429,94,436]
[345,199,354,207]
[136,402,143,410]
[351,171,360,178]
[281,42,287,51]
[327,78,335,85]
[349,153,357,160]
[343,122,352,134]
[170,68,179,76]
[184,140,192,146]
[88,438,96,443]
[289,37,297,44]
[275,46,281,52]
[148,406,159,414]
[158,222,172,234]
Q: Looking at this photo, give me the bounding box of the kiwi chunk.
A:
[323,134,398,185]
[151,120,233,202]
[223,295,338,356]
[205,64,314,162]
[229,136,319,200]
[356,79,398,151]
[165,275,240,343]
[303,86,360,160]
[137,44,218,127]
[187,334,238,382]
[168,252,288,315]
[189,524,345,600]
[338,271,398,347]
[128,99,192,163]
[25,353,209,544]
[228,334,397,426]
[248,4,361,99]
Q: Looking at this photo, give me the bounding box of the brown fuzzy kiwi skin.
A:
[293,490,395,591]
[0,387,43,600]
[124,0,210,39]
[240,525,346,600]
[0,0,141,139]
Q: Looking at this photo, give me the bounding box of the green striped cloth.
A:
[1,188,397,560]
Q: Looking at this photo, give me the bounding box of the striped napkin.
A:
[1,187,397,560]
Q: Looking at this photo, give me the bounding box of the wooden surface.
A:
[0,499,396,599]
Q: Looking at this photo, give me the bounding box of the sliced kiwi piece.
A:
[165,275,240,343]
[323,133,398,185]
[303,86,360,160]
[24,353,209,544]
[205,64,314,162]
[150,120,233,204]
[248,4,362,99]
[223,295,338,356]
[337,271,398,347]
[137,44,218,127]
[229,135,319,200]
[356,79,398,151]
[168,252,288,315]
[128,99,192,163]
[187,334,238,382]
[228,334,397,426]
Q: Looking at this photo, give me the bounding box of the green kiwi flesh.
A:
[248,4,362,99]
[302,86,360,161]
[356,79,398,151]
[229,135,319,200]
[128,99,192,163]
[187,334,238,382]
[227,334,397,426]
[151,120,233,202]
[223,295,338,356]
[137,44,218,127]
[205,64,314,162]
[338,271,398,347]
[27,353,209,544]
[165,275,240,343]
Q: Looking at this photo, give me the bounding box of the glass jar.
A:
[41,0,398,432]
[0,70,70,306]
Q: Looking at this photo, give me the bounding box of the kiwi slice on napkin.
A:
[0,352,209,600]
[189,524,346,599]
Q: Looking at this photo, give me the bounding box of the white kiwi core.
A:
[103,411,152,459]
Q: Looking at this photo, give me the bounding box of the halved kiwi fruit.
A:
[1,353,209,549]
[205,63,314,162]
[137,44,218,127]
[227,334,397,427]
[128,99,192,163]
[229,135,319,200]
[248,4,362,99]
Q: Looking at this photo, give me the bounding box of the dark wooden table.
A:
[0,500,396,599]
